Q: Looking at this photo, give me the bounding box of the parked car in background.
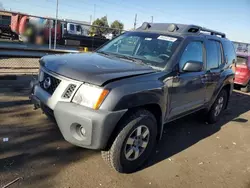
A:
[63,23,88,36]
[234,53,250,92]
[30,23,236,173]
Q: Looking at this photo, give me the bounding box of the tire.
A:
[240,84,250,93]
[101,109,157,173]
[207,89,228,124]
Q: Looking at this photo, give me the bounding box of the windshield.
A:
[97,32,181,70]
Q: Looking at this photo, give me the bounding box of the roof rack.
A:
[136,23,226,38]
[199,27,226,38]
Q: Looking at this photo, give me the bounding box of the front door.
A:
[168,41,206,119]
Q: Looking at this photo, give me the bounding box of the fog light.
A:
[79,126,86,136]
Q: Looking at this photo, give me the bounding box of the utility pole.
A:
[134,14,137,30]
[151,16,153,23]
[54,0,59,49]
[90,15,92,25]
[49,20,52,49]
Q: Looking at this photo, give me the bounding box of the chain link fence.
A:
[0,57,39,75]
[0,10,126,75]
[0,10,124,50]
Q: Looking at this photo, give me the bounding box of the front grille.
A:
[40,72,61,95]
[62,84,76,99]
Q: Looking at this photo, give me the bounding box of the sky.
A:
[1,0,249,42]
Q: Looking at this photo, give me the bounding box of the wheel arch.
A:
[103,103,163,151]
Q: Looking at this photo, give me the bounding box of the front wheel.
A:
[207,89,228,124]
[101,109,157,173]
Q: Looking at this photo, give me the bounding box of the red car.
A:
[234,53,250,92]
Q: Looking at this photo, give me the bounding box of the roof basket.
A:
[184,25,226,38]
[137,22,151,30]
[199,27,226,38]
[136,23,226,38]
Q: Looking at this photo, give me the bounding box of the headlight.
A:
[72,84,109,110]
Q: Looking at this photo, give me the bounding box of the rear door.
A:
[203,40,223,103]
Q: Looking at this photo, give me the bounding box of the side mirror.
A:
[182,61,203,72]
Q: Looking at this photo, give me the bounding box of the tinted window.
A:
[222,41,236,65]
[70,24,74,31]
[216,42,222,65]
[206,40,222,70]
[179,41,203,70]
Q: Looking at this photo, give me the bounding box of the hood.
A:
[40,53,156,86]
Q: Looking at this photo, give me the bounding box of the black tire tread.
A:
[101,109,156,173]
[207,89,228,124]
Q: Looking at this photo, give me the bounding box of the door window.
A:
[179,41,203,70]
[206,40,222,70]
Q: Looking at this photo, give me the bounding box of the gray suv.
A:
[30,23,236,173]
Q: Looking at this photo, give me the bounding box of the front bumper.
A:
[30,69,127,149]
[54,102,127,149]
[30,82,127,149]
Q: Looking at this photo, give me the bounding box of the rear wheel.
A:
[207,89,228,124]
[101,109,157,173]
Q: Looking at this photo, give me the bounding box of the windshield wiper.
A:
[96,51,111,56]
[112,54,145,65]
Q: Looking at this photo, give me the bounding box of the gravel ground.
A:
[1,76,250,188]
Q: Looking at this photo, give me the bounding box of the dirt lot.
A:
[1,76,250,188]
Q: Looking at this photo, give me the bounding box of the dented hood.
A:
[40,53,155,86]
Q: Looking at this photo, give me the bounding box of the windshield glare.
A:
[98,32,181,70]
